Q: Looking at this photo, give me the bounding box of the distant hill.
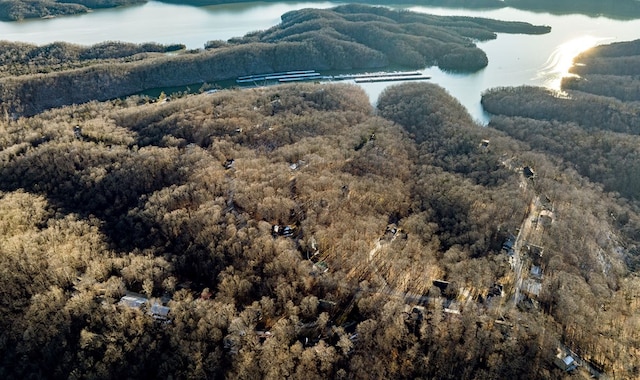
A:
[562,39,640,102]
[156,0,640,19]
[0,0,145,21]
[0,5,550,116]
[4,0,640,21]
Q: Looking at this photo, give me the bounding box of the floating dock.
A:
[354,74,431,83]
[236,70,430,84]
[236,70,318,83]
[333,71,423,80]
[279,75,333,83]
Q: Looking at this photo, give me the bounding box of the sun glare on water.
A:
[537,35,610,90]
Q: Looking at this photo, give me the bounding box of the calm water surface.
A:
[1,1,639,123]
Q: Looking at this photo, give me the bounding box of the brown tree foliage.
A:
[0,80,639,378]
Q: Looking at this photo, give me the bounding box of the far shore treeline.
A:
[2,0,640,21]
[0,5,550,117]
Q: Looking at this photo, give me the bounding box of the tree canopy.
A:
[0,79,639,378]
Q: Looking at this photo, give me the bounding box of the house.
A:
[272,224,296,238]
[289,160,305,170]
[530,265,543,279]
[523,166,535,179]
[432,279,450,293]
[119,292,171,322]
[502,235,515,253]
[73,125,82,139]
[555,350,578,372]
[487,284,503,298]
[119,293,147,309]
[150,302,171,321]
[522,279,542,297]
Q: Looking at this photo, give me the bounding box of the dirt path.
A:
[512,196,539,306]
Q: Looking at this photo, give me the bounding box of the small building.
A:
[119,292,171,322]
[313,261,328,274]
[119,293,147,309]
[256,330,272,342]
[289,160,305,170]
[150,302,171,321]
[200,287,212,300]
[73,125,82,139]
[487,284,503,298]
[523,166,536,179]
[444,304,461,315]
[382,224,400,241]
[523,279,542,297]
[530,265,543,279]
[272,224,296,238]
[555,350,578,372]
[432,279,451,293]
[503,236,516,256]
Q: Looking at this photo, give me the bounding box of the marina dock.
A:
[236,70,430,85]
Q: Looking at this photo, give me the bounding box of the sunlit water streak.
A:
[536,36,612,90]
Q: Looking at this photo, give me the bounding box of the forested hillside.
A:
[0,5,549,117]
[562,39,640,101]
[0,40,185,78]
[232,4,549,71]
[482,39,640,205]
[0,0,144,20]
[1,79,639,378]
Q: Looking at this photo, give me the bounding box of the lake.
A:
[1,1,639,123]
